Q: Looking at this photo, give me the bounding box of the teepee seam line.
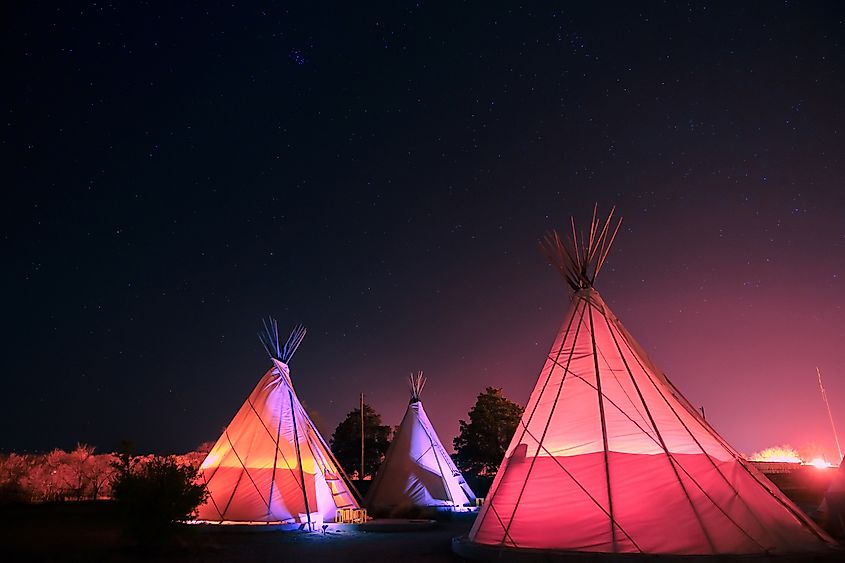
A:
[267,380,287,518]
[303,406,363,505]
[366,408,409,505]
[417,407,456,506]
[494,302,641,551]
[612,322,778,549]
[296,398,350,511]
[514,296,586,446]
[544,356,664,453]
[489,501,518,547]
[217,414,266,518]
[498,298,588,544]
[201,452,223,485]
[664,379,834,545]
[593,341,656,438]
[601,310,718,553]
[220,469,244,518]
[553,326,766,549]
[288,389,313,528]
[412,444,434,466]
[245,397,306,491]
[200,468,225,520]
[471,295,584,544]
[222,429,269,517]
[587,304,620,553]
[516,420,642,550]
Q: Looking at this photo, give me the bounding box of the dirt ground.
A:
[2,473,842,563]
[0,502,473,563]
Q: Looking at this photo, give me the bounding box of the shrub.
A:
[110,453,208,545]
[0,480,29,505]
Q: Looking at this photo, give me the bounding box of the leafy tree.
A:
[453,387,524,476]
[110,453,208,545]
[88,452,117,499]
[0,453,32,504]
[63,444,96,500]
[29,449,69,501]
[0,447,116,503]
[63,443,115,500]
[330,403,392,479]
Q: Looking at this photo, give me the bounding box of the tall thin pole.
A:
[267,389,284,518]
[289,390,312,530]
[817,367,843,461]
[360,392,365,479]
[589,306,616,552]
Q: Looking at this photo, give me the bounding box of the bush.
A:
[0,480,29,505]
[111,453,208,545]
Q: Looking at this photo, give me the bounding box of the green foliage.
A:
[110,453,208,545]
[330,403,392,478]
[453,387,524,476]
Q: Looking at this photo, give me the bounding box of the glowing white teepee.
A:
[466,209,837,555]
[366,372,475,514]
[197,319,359,525]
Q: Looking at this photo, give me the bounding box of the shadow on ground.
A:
[0,501,473,562]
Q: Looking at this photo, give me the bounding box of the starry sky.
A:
[4,2,845,462]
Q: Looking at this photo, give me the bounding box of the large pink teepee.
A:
[196,320,359,525]
[466,210,838,556]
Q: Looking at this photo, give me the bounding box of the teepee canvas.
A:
[466,209,837,555]
[366,372,476,514]
[197,319,359,525]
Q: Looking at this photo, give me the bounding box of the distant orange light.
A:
[749,445,801,464]
[806,457,832,469]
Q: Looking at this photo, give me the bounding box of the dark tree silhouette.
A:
[111,453,208,545]
[453,387,524,476]
[330,403,392,479]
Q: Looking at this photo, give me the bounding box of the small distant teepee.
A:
[196,318,359,525]
[460,207,838,556]
[366,372,476,515]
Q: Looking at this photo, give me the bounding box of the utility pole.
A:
[360,392,365,480]
[817,367,843,461]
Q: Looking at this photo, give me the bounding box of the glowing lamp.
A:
[808,458,831,469]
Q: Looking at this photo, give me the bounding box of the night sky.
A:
[4,2,845,462]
